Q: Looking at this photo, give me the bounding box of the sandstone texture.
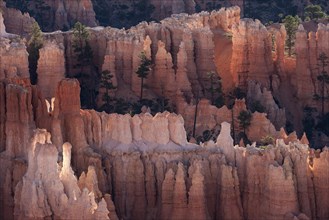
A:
[294,24,329,109]
[0,37,29,80]
[0,76,325,220]
[45,0,97,30]
[37,41,66,99]
[1,4,329,220]
[0,3,35,36]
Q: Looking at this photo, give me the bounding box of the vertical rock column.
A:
[37,41,66,100]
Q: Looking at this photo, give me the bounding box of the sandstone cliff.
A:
[2,6,329,219]
[2,0,97,32]
[45,0,97,30]
[0,37,29,80]
[14,130,111,219]
[0,76,325,220]
[0,3,35,36]
[294,23,329,109]
[37,41,66,100]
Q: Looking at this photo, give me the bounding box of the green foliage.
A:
[260,135,275,146]
[72,22,93,67]
[305,4,327,20]
[206,71,225,108]
[98,96,172,116]
[249,100,266,113]
[72,22,95,108]
[227,87,246,108]
[92,0,155,28]
[302,106,316,141]
[27,21,43,85]
[136,51,152,100]
[238,110,252,133]
[259,145,270,150]
[282,15,300,56]
[5,0,50,30]
[314,52,329,117]
[316,112,329,136]
[99,70,116,107]
[195,129,219,144]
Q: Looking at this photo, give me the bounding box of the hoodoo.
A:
[1,0,329,219]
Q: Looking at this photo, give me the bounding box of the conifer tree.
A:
[136,51,152,100]
[100,70,116,108]
[283,15,299,56]
[27,21,43,85]
[72,22,95,108]
[305,4,327,21]
[238,110,252,135]
[207,71,224,108]
[314,52,329,118]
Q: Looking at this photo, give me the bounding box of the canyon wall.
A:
[17,5,287,139]
[37,41,66,99]
[294,23,329,109]
[1,77,325,220]
[231,18,274,89]
[0,11,5,35]
[0,3,35,36]
[44,0,97,30]
[0,37,29,80]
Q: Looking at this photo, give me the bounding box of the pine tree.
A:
[314,52,329,118]
[27,21,43,85]
[100,70,116,108]
[72,22,93,70]
[206,71,225,108]
[238,110,252,135]
[72,22,95,108]
[283,15,299,56]
[305,4,327,21]
[136,51,152,100]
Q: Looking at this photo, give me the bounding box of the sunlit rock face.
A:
[14,130,111,220]
[0,4,35,36]
[294,24,329,109]
[0,38,29,80]
[37,41,66,100]
[1,3,329,220]
[0,11,5,35]
[0,77,326,220]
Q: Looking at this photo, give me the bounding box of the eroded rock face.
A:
[37,41,66,99]
[2,5,329,220]
[247,81,286,130]
[0,38,29,80]
[0,11,5,35]
[14,130,110,219]
[1,4,35,36]
[46,0,97,30]
[231,19,274,89]
[294,23,329,111]
[1,78,328,220]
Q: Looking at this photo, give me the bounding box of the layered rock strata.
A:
[37,41,66,99]
[1,77,328,220]
[44,0,97,30]
[0,4,35,36]
[231,19,274,89]
[294,23,329,109]
[247,81,286,130]
[0,37,29,80]
[14,130,111,219]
